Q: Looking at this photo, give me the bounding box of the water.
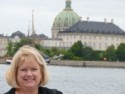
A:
[0,64,125,94]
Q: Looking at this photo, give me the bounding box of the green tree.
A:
[116,43,125,61]
[91,50,103,61]
[105,45,116,61]
[63,41,84,60]
[35,44,45,52]
[82,46,93,60]
[44,49,51,56]
[49,47,60,57]
[6,41,13,57]
[69,40,83,57]
[21,38,32,45]
[7,38,32,56]
[63,51,75,60]
[60,49,67,55]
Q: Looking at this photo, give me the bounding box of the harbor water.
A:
[0,64,125,94]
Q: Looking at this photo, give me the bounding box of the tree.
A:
[20,38,32,45]
[116,43,125,61]
[63,41,84,60]
[82,46,93,60]
[49,47,60,57]
[6,41,13,57]
[63,51,75,60]
[35,44,45,52]
[105,45,116,61]
[69,40,83,57]
[6,38,33,56]
[13,38,32,54]
[91,50,103,61]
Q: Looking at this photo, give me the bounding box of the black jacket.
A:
[4,87,63,94]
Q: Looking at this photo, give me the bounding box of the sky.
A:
[0,0,125,38]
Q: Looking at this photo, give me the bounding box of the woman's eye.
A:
[32,68,38,70]
[20,69,26,71]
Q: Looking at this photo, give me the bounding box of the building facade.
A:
[45,0,125,50]
[0,34,8,57]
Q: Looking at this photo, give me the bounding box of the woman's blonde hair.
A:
[6,45,50,88]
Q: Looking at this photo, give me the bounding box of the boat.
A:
[6,59,12,64]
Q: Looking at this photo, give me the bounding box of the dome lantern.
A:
[65,0,71,10]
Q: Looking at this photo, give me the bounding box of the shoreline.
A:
[0,59,6,64]
[49,60,125,68]
[1,59,125,68]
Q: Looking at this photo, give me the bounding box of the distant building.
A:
[40,38,62,48]
[57,20,125,50]
[0,34,8,57]
[30,33,48,44]
[42,0,125,50]
[11,31,25,43]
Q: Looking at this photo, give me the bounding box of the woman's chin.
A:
[23,84,36,88]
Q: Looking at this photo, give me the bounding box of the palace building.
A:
[42,0,125,50]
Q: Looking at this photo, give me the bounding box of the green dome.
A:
[53,0,80,27]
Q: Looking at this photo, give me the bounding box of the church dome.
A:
[53,0,80,27]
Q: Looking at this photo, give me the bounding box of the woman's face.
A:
[17,58,42,89]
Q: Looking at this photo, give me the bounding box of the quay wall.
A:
[1,59,125,68]
[50,60,125,68]
[0,59,6,64]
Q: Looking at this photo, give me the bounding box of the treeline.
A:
[6,38,125,62]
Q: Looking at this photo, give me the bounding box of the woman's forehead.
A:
[18,56,39,66]
[20,54,36,62]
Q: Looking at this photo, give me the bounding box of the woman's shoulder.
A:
[4,88,15,94]
[39,87,63,94]
[4,87,63,94]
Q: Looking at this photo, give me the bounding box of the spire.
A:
[32,9,35,35]
[27,20,30,37]
[65,0,72,10]
[32,9,35,46]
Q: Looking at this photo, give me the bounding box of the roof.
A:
[61,21,125,35]
[11,31,25,38]
[38,34,48,38]
[30,33,48,39]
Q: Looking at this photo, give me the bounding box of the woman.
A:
[4,45,63,94]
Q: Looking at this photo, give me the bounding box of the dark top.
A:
[4,87,63,94]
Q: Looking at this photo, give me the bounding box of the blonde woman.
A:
[5,45,63,94]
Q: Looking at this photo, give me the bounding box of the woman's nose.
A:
[26,70,32,75]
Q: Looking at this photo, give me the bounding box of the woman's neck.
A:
[15,87,38,94]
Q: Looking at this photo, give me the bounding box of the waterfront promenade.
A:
[1,59,125,68]
[50,60,125,68]
[0,59,6,64]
